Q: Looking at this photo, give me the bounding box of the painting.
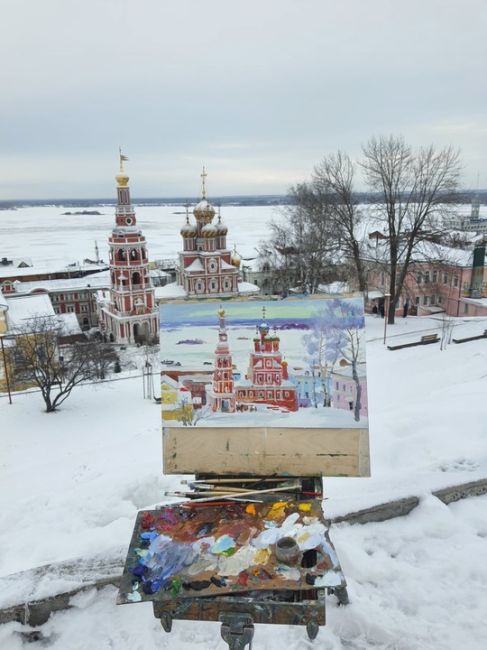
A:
[118,499,345,604]
[160,296,368,427]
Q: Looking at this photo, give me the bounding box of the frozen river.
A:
[0,203,283,268]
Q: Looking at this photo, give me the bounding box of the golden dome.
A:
[230,246,241,268]
[218,307,225,318]
[193,199,216,225]
[116,173,129,187]
[201,222,217,238]
[180,219,197,237]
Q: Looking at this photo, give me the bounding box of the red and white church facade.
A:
[177,169,240,298]
[98,156,159,344]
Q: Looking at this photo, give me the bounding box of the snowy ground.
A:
[1,313,487,648]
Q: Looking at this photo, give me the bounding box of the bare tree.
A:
[269,183,339,293]
[313,151,367,294]
[361,136,461,324]
[10,315,115,412]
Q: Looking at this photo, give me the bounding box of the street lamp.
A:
[383,293,391,345]
[0,334,12,404]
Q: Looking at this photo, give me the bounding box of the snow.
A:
[1,313,487,646]
[154,283,187,299]
[1,202,487,646]
[237,280,260,294]
[58,312,82,335]
[184,258,204,272]
[11,271,110,295]
[4,293,55,327]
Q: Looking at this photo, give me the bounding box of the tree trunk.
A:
[351,361,362,422]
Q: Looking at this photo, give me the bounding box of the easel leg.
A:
[220,613,254,650]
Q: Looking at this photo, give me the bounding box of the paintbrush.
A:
[179,482,301,504]
[182,477,286,485]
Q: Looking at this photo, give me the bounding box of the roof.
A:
[331,364,367,380]
[155,283,187,300]
[5,294,55,329]
[0,262,108,280]
[238,281,260,295]
[185,259,204,272]
[57,312,82,335]
[8,271,110,295]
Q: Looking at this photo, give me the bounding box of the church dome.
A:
[230,248,241,268]
[215,217,228,235]
[180,220,197,237]
[116,173,129,187]
[193,199,216,224]
[201,222,218,238]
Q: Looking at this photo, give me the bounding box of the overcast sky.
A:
[1,0,486,199]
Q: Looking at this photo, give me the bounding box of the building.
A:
[235,307,298,412]
[0,272,109,330]
[331,365,368,418]
[160,374,194,423]
[98,155,159,344]
[155,168,259,302]
[207,308,236,413]
[365,237,487,318]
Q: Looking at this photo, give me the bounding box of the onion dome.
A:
[201,222,218,238]
[215,210,228,235]
[193,199,216,224]
[230,245,241,268]
[116,172,129,187]
[180,217,197,237]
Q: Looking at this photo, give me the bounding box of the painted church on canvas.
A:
[159,296,368,429]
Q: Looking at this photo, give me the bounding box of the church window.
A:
[258,391,264,399]
[132,271,141,285]
[284,391,289,397]
[117,249,125,261]
[130,249,138,260]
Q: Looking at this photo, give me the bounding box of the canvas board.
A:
[160,296,370,477]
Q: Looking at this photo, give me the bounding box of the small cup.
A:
[275,537,301,566]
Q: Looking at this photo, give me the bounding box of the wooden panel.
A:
[163,426,370,477]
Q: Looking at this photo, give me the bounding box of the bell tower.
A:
[98,151,159,344]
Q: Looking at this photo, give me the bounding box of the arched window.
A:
[117,249,125,261]
[132,271,141,285]
[130,249,138,260]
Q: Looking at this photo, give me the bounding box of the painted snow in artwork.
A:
[159,297,368,428]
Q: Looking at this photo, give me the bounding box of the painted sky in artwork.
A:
[159,296,365,329]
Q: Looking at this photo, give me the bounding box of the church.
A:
[156,168,259,301]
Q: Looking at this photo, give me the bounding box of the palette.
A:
[118,499,345,604]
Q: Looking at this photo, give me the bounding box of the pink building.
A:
[331,365,368,418]
[366,241,487,318]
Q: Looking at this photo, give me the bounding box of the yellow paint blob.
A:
[253,548,271,565]
[298,503,312,512]
[266,501,287,520]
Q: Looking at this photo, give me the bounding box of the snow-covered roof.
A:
[185,259,204,273]
[238,281,260,295]
[461,297,487,308]
[221,260,236,270]
[5,294,55,329]
[57,312,82,335]
[317,281,350,295]
[155,283,187,300]
[0,262,108,280]
[8,271,110,295]
[331,364,367,379]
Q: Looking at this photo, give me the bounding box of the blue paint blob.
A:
[131,564,147,578]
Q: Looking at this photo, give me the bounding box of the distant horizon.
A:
[1,188,486,208]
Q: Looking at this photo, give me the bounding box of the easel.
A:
[118,432,366,648]
[119,295,369,648]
